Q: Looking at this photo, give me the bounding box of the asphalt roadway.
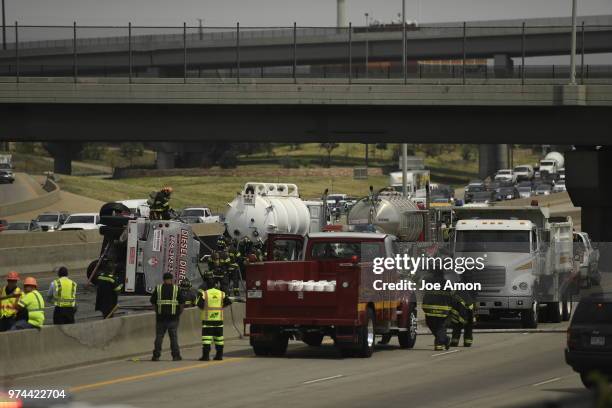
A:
[3,321,589,408]
[0,173,40,206]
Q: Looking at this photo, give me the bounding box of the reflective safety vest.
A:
[0,286,22,318]
[18,290,45,328]
[156,284,179,315]
[199,288,224,322]
[53,277,77,307]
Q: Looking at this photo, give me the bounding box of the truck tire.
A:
[521,302,538,329]
[356,308,375,358]
[86,260,99,285]
[398,309,418,349]
[251,331,288,357]
[547,302,562,323]
[302,333,324,347]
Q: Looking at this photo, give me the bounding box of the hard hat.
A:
[23,277,38,287]
[161,186,173,194]
[6,271,20,281]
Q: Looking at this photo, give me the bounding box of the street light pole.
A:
[198,18,203,40]
[569,0,577,84]
[364,13,369,78]
[402,0,406,82]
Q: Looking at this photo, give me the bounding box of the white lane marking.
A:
[431,349,460,357]
[303,374,344,385]
[532,377,561,387]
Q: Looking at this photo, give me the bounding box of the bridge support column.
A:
[43,142,83,175]
[494,54,514,78]
[566,147,612,269]
[478,144,508,179]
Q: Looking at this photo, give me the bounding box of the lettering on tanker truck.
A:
[178,229,189,282]
[152,229,162,252]
[166,235,177,275]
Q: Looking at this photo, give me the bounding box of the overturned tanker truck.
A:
[86,202,202,295]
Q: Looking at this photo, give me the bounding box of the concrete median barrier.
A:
[0,176,61,217]
[0,302,246,379]
[0,229,103,276]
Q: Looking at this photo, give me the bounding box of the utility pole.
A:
[569,0,577,84]
[402,0,406,81]
[198,18,203,40]
[402,144,408,197]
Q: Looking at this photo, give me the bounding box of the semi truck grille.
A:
[473,267,506,288]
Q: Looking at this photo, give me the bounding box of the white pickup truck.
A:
[179,207,220,224]
[453,206,580,328]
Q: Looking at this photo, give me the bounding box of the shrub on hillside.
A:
[280,156,300,169]
[219,151,239,168]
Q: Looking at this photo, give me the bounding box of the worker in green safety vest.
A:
[11,276,45,331]
[47,266,77,325]
[196,281,232,361]
[150,273,185,361]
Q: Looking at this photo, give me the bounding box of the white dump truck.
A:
[453,206,579,328]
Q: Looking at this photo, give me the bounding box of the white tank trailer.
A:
[225,182,314,243]
[347,194,425,241]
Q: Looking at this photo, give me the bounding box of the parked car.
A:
[494,169,517,183]
[36,211,70,231]
[553,179,567,193]
[3,220,45,233]
[0,169,15,184]
[534,183,553,196]
[513,164,534,181]
[565,294,612,388]
[0,219,7,232]
[179,207,221,224]
[115,199,150,218]
[464,180,486,203]
[495,185,520,201]
[58,213,100,231]
[574,232,600,288]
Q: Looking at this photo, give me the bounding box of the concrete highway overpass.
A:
[0,15,611,76]
[0,77,610,144]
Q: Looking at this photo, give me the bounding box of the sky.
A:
[7,0,612,27]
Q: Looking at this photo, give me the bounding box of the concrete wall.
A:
[0,229,102,276]
[0,303,246,379]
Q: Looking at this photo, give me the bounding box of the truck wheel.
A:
[547,302,562,323]
[356,308,375,358]
[303,333,324,347]
[521,302,538,329]
[580,372,596,389]
[398,309,417,349]
[269,333,289,357]
[86,260,99,285]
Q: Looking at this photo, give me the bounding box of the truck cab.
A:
[453,207,578,328]
[245,232,417,358]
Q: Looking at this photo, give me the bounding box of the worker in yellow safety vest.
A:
[12,277,45,331]
[196,281,232,361]
[47,266,77,325]
[0,271,22,332]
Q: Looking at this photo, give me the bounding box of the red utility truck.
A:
[244,232,418,357]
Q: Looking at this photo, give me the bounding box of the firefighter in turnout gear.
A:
[148,187,174,221]
[227,246,242,297]
[150,273,185,361]
[197,281,232,361]
[47,266,77,325]
[422,269,454,351]
[180,279,197,308]
[216,235,227,251]
[0,271,22,332]
[94,263,123,319]
[205,251,223,290]
[450,272,477,347]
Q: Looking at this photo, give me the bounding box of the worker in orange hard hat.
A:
[148,186,174,220]
[0,271,22,332]
[11,276,45,331]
